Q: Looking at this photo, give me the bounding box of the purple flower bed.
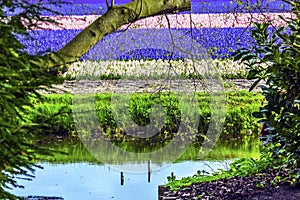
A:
[191,0,291,14]
[18,27,259,59]
[13,0,290,60]
[16,29,81,55]
[85,27,259,60]
[5,0,291,16]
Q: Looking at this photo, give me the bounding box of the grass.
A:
[31,90,264,166]
[32,91,264,144]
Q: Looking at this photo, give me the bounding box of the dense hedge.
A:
[32,91,264,149]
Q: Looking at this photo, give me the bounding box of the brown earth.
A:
[160,168,300,200]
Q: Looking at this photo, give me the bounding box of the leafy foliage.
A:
[0,0,64,199]
[30,92,262,150]
[233,0,300,183]
[167,0,300,191]
[166,155,279,190]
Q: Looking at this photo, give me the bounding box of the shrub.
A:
[233,0,300,183]
[0,0,64,198]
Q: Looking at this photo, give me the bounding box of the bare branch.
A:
[106,0,110,9]
[41,0,191,73]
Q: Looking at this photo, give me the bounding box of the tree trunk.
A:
[41,0,191,74]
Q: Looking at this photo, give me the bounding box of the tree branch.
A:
[41,0,191,73]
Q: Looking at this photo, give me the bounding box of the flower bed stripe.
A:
[19,27,258,59]
[15,0,292,60]
[12,1,291,16]
[31,13,293,30]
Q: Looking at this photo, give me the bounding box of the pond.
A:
[11,160,232,200]
[8,135,259,199]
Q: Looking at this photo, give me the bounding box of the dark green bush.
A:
[0,1,65,198]
[233,0,300,182]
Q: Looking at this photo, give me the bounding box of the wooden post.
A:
[120,172,124,185]
[148,160,151,183]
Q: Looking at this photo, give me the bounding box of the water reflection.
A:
[12,160,231,200]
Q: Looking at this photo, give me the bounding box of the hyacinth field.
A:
[16,0,292,80]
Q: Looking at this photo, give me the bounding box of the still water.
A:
[12,160,231,200]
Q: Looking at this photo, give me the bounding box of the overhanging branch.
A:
[42,0,191,73]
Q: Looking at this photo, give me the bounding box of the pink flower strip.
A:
[30,13,294,30]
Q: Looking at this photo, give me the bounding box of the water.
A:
[11,160,231,200]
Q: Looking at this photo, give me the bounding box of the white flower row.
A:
[64,59,248,79]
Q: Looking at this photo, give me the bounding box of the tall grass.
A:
[31,90,264,164]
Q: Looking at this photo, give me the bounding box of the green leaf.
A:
[249,78,262,92]
[247,70,259,79]
[252,111,264,118]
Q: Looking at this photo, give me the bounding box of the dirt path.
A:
[44,79,265,94]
